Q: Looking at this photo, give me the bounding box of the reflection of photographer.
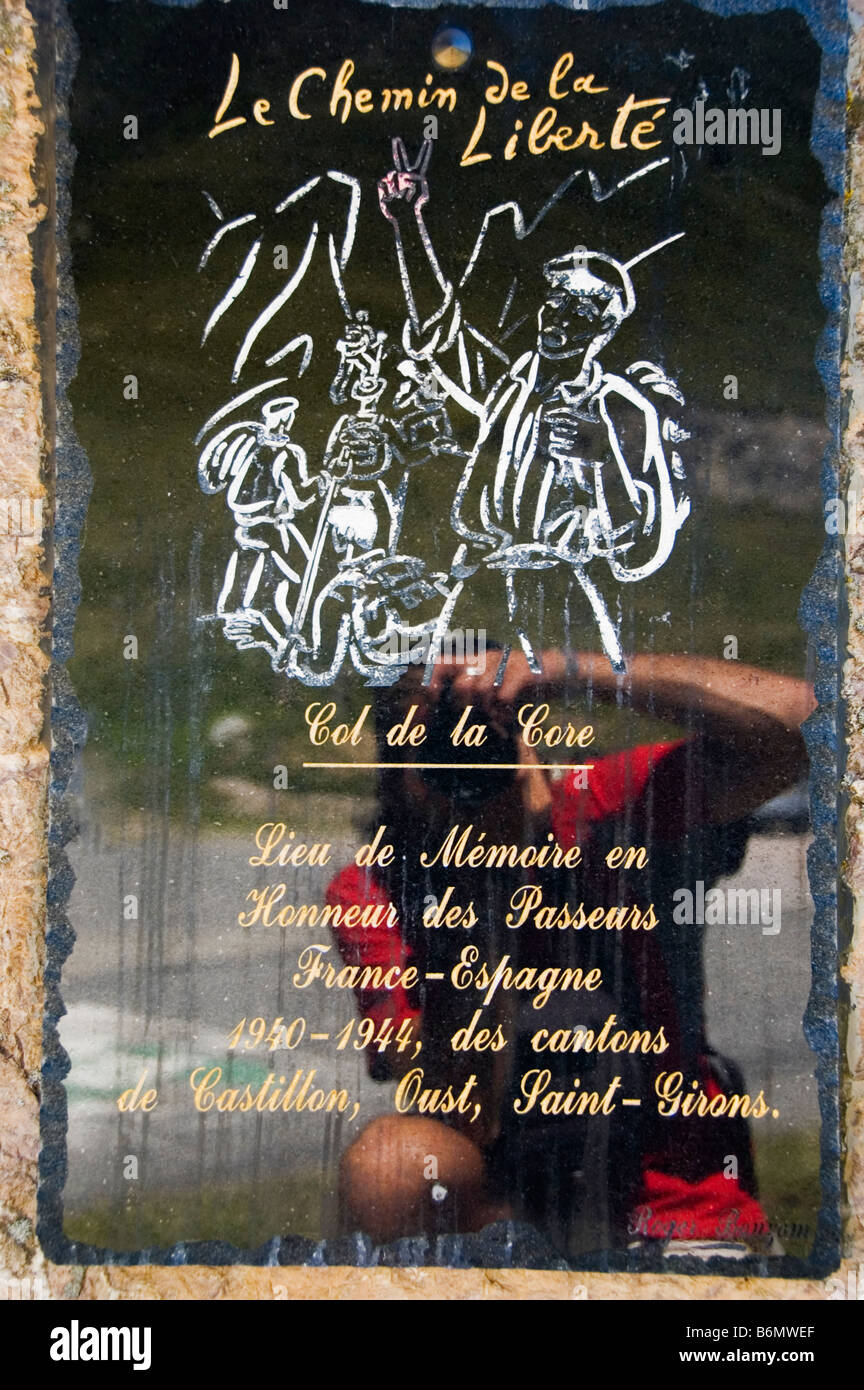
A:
[326,645,814,1256]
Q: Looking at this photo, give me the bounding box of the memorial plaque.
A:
[43,0,846,1275]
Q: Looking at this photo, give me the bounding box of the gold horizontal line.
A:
[302,762,594,771]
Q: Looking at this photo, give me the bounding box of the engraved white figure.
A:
[379,138,690,673]
[197,395,324,663]
[197,148,690,684]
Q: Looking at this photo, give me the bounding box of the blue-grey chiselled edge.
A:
[39,0,847,1275]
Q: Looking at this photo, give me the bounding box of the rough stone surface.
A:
[0,0,860,1299]
[842,4,864,1273]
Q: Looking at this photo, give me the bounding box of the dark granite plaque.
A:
[43,0,846,1275]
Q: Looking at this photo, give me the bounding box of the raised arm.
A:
[378,138,452,336]
[429,648,815,827]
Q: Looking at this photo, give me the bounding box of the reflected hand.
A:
[425,649,556,734]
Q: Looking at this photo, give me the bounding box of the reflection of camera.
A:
[419,681,517,807]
